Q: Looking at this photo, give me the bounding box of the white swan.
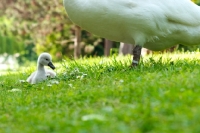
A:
[27,53,56,84]
[63,0,200,66]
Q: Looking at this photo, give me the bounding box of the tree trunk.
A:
[104,39,113,56]
[74,26,81,59]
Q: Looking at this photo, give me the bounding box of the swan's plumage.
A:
[27,53,56,84]
[63,0,200,51]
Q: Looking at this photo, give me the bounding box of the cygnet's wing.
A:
[27,71,36,83]
[45,69,56,78]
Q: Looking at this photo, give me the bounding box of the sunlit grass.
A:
[0,52,200,133]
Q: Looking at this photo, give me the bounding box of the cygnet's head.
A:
[38,53,55,69]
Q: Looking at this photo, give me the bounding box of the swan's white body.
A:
[63,0,200,51]
[27,53,56,84]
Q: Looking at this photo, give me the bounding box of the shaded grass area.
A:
[0,53,200,133]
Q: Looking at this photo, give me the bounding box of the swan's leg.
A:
[132,45,142,66]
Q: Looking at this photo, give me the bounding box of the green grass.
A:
[1,52,200,133]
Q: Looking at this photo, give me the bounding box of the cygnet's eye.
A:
[46,59,49,61]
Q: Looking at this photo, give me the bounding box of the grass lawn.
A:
[0,52,200,133]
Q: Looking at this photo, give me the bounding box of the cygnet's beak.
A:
[48,62,55,70]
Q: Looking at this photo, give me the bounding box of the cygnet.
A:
[27,53,56,84]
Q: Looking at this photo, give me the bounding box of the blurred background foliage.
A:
[0,0,200,63]
[192,0,200,4]
[0,0,104,63]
